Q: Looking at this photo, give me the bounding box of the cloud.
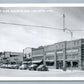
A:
[0,7,84,52]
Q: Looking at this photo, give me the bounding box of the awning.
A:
[45,60,54,62]
[23,61,29,64]
[32,60,42,64]
[23,61,31,64]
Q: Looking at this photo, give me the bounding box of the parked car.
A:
[7,64,12,69]
[36,65,48,71]
[19,60,31,70]
[28,64,38,71]
[12,64,19,69]
[7,64,19,69]
[0,64,3,68]
[19,64,28,70]
[1,64,8,68]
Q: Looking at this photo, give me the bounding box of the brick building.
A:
[44,44,56,69]
[31,46,44,65]
[31,39,84,70]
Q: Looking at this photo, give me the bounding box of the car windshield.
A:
[38,65,44,68]
[29,64,37,67]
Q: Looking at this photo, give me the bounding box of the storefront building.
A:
[30,39,84,70]
[23,47,32,58]
[31,46,44,65]
[44,44,56,69]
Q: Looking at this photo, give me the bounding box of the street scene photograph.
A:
[0,7,84,77]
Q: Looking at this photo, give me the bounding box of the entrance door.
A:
[56,61,63,69]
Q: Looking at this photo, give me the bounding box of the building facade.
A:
[31,46,44,65]
[0,52,24,64]
[44,44,56,69]
[31,39,84,70]
[23,47,32,58]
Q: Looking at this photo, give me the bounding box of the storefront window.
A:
[72,61,78,67]
[45,55,54,66]
[46,61,54,66]
[66,61,71,67]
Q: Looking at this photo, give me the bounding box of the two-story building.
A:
[31,39,84,70]
[31,46,44,65]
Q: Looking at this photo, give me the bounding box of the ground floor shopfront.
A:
[44,59,82,70]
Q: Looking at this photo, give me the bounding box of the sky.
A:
[0,0,84,3]
[0,7,84,52]
[0,82,83,84]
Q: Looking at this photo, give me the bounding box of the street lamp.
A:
[64,28,73,40]
[62,8,73,40]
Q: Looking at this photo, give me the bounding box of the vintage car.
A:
[0,64,8,68]
[28,64,38,71]
[19,64,28,70]
[19,61,31,70]
[36,65,48,71]
[7,64,19,69]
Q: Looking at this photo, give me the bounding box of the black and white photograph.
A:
[0,6,84,78]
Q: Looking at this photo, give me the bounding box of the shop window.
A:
[57,55,63,59]
[66,61,71,67]
[66,55,71,59]
[81,44,84,49]
[72,61,78,67]
[82,56,84,59]
[46,61,54,66]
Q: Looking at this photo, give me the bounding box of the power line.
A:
[0,21,84,32]
[0,21,63,30]
[70,29,84,31]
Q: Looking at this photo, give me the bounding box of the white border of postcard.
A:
[0,3,84,81]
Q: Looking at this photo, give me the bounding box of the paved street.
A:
[0,68,84,77]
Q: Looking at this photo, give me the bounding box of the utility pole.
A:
[62,8,73,71]
[63,11,66,32]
